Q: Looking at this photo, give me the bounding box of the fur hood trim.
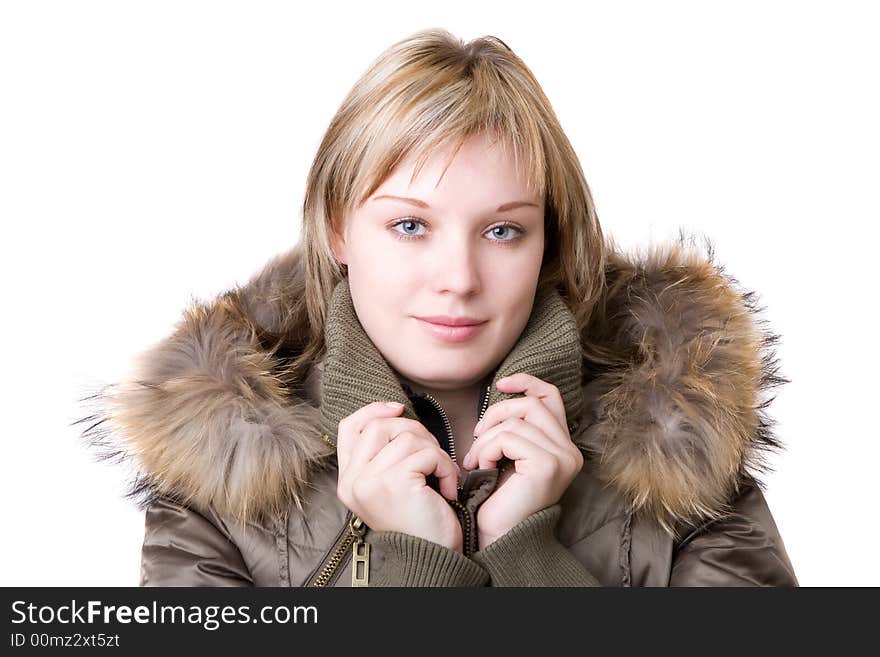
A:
[574,236,788,534]
[73,233,788,533]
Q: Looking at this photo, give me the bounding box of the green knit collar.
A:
[318,278,584,445]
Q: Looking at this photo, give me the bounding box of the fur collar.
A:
[74,235,787,536]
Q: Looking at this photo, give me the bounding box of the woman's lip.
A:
[416,315,487,326]
[414,317,487,343]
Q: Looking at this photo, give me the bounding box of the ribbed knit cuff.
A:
[472,504,602,587]
[369,531,490,587]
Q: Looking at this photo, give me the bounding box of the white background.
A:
[1,0,877,586]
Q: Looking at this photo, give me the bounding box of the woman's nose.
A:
[428,235,482,294]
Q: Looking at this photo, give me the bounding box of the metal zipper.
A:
[447,497,476,556]
[478,380,491,426]
[423,381,491,478]
[349,515,369,586]
[422,392,460,477]
[309,509,369,587]
[422,382,491,558]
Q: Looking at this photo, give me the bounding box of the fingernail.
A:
[384,402,403,408]
[474,419,483,433]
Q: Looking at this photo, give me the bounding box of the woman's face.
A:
[331,132,545,392]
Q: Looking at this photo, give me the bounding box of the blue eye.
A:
[489,225,516,240]
[393,219,426,239]
[389,218,524,245]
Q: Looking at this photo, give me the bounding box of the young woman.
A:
[77,28,798,586]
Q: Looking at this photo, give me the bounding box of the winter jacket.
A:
[77,239,799,586]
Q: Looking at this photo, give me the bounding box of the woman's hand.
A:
[335,401,464,552]
[463,373,584,549]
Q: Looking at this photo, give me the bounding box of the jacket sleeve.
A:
[471,504,602,587]
[368,531,490,586]
[669,475,799,587]
[140,496,254,587]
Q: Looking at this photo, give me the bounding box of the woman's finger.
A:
[386,447,461,501]
[500,372,565,413]
[363,430,456,480]
[491,372,566,429]
[336,402,405,468]
[467,430,550,472]
[474,395,567,450]
[465,417,566,469]
[346,416,435,475]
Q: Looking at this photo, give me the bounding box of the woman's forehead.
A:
[364,138,540,203]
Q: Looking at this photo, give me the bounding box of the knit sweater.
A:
[370,504,601,586]
[318,278,602,587]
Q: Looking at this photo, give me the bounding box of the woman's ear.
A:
[329,220,348,266]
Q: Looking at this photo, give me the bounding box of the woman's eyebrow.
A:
[371,194,540,212]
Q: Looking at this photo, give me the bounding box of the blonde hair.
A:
[285,28,606,381]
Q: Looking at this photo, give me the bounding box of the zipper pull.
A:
[350,515,370,587]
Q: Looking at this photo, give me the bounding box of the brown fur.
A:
[577,231,787,535]
[73,231,788,535]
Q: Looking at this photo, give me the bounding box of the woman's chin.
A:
[400,366,490,391]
